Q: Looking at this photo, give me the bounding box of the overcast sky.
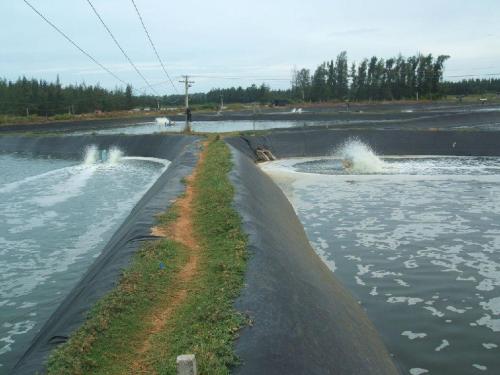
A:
[1,0,499,94]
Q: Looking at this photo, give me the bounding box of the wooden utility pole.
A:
[179,75,194,131]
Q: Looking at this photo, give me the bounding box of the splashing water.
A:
[83,145,99,165]
[108,147,123,165]
[0,153,168,371]
[335,139,386,173]
[83,145,124,165]
[155,117,170,126]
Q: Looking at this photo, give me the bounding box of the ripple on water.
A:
[0,153,169,371]
[262,155,500,374]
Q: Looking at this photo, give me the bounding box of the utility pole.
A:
[179,75,194,132]
[26,107,29,117]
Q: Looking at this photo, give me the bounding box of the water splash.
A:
[155,117,170,126]
[83,145,99,165]
[335,139,386,173]
[83,145,124,165]
[107,147,123,165]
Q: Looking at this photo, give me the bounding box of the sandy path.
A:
[130,143,206,374]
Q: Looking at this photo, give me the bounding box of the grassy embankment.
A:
[0,103,255,127]
[0,111,158,126]
[3,95,499,127]
[47,138,248,374]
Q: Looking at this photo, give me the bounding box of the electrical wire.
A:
[85,0,159,96]
[130,0,178,94]
[189,75,291,81]
[445,73,500,78]
[23,0,130,88]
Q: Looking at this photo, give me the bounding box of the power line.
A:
[23,0,129,88]
[190,75,291,81]
[137,75,291,90]
[130,0,178,94]
[445,73,500,78]
[85,0,159,96]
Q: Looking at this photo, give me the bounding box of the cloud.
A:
[328,28,382,37]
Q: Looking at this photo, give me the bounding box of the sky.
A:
[1,0,499,95]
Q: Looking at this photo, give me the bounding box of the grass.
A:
[156,204,180,226]
[443,93,500,103]
[46,138,248,375]
[0,110,173,127]
[148,139,248,375]
[46,239,188,374]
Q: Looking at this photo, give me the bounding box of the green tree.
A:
[311,63,328,102]
[335,51,349,99]
[125,84,133,109]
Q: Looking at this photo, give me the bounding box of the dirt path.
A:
[130,143,206,374]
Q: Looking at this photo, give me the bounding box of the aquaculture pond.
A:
[263,141,500,374]
[0,149,168,372]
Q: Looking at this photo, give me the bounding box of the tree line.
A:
[0,76,157,117]
[442,78,500,96]
[2,53,500,117]
[291,52,451,101]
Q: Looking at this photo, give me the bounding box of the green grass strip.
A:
[147,139,248,375]
[47,138,247,374]
[47,239,188,374]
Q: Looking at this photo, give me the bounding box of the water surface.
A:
[263,149,500,374]
[0,150,168,371]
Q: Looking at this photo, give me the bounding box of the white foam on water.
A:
[435,339,450,351]
[335,139,386,173]
[30,165,97,207]
[155,117,170,126]
[310,240,336,272]
[423,306,445,318]
[446,306,466,314]
[0,153,173,369]
[83,145,99,165]
[481,297,500,315]
[107,147,124,165]
[0,320,35,356]
[472,364,487,371]
[121,156,170,168]
[0,168,72,194]
[482,343,498,349]
[402,331,427,340]
[260,153,500,374]
[355,276,366,286]
[410,368,429,375]
[388,297,424,306]
[24,149,167,208]
[395,279,410,287]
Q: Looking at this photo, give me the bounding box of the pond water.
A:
[262,142,500,374]
[0,149,168,372]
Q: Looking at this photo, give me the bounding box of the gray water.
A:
[263,152,500,374]
[0,151,168,372]
[72,118,500,136]
[74,119,326,135]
